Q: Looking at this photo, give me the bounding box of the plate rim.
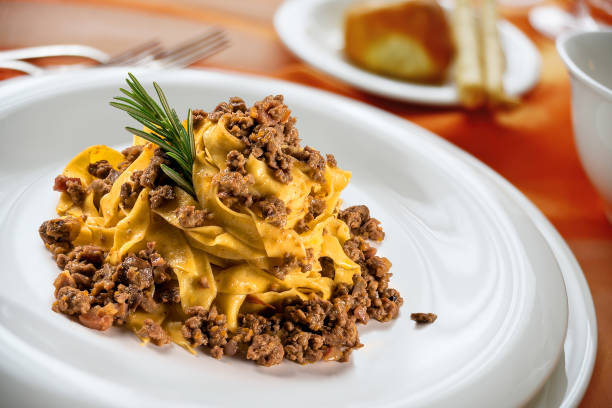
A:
[0,67,583,407]
[273,0,542,106]
[464,144,598,408]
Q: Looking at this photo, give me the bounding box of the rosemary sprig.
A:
[110,73,196,196]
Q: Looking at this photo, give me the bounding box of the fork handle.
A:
[0,60,43,75]
[0,45,109,63]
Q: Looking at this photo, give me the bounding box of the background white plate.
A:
[274,0,541,105]
[0,69,567,407]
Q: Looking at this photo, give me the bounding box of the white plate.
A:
[456,145,598,408]
[0,69,567,408]
[274,0,541,105]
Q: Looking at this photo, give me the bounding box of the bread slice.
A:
[344,0,455,83]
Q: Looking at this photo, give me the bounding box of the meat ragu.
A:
[39,86,435,367]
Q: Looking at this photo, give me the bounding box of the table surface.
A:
[1,0,610,406]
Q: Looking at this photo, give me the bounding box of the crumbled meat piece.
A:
[361,254,403,322]
[106,169,121,184]
[113,283,143,311]
[245,96,300,183]
[411,313,437,324]
[339,205,369,231]
[225,109,255,139]
[149,185,175,209]
[138,242,173,284]
[270,254,298,279]
[250,95,292,128]
[78,304,117,330]
[137,318,170,345]
[366,256,391,279]
[246,334,284,366]
[226,150,247,174]
[319,257,335,279]
[176,206,212,228]
[192,109,208,128]
[58,245,105,268]
[253,196,288,228]
[339,205,385,241]
[39,217,81,246]
[249,126,294,184]
[120,182,141,208]
[53,271,76,297]
[139,148,168,188]
[288,146,326,182]
[65,260,96,276]
[91,263,117,294]
[294,197,326,233]
[326,154,337,168]
[119,170,144,208]
[285,299,329,331]
[88,160,113,179]
[228,96,248,113]
[281,296,363,364]
[154,280,181,304]
[309,198,326,219]
[88,179,112,208]
[360,218,385,241]
[53,175,86,205]
[53,286,91,315]
[120,254,154,290]
[224,340,239,356]
[49,241,170,331]
[214,170,255,209]
[208,97,249,122]
[294,218,309,234]
[119,145,144,170]
[342,237,367,263]
[89,168,121,207]
[181,306,229,353]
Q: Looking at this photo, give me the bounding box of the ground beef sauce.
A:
[39,94,435,367]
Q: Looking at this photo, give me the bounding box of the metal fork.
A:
[0,30,229,76]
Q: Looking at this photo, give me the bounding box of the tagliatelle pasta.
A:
[52,115,357,325]
[39,82,417,366]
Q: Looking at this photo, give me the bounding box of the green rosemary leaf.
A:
[187,109,195,161]
[161,164,195,196]
[125,127,178,155]
[171,108,190,155]
[112,96,142,109]
[166,151,192,176]
[110,101,154,121]
[112,73,196,196]
[124,111,175,141]
[127,74,165,118]
[153,82,183,140]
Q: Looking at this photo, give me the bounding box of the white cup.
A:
[557,30,612,222]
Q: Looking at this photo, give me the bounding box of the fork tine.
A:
[161,37,230,69]
[106,39,162,66]
[157,29,225,60]
[114,43,165,66]
[158,32,229,68]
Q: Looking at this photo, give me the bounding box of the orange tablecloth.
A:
[1,0,610,406]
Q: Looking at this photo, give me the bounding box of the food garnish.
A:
[110,73,196,195]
